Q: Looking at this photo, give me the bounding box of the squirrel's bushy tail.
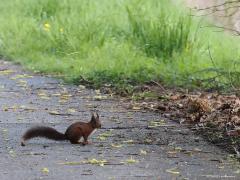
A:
[21,126,67,146]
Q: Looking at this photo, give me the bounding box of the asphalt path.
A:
[0,60,239,180]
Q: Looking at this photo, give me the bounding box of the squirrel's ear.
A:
[91,112,95,119]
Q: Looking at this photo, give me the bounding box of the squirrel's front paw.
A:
[82,141,92,145]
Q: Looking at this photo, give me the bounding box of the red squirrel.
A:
[21,113,101,146]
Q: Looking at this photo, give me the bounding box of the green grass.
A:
[0,0,240,91]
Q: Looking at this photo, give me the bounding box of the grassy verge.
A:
[0,0,240,91]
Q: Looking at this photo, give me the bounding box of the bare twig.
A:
[201,25,240,35]
[207,44,217,68]
[197,1,240,11]
[233,146,240,158]
[149,80,166,91]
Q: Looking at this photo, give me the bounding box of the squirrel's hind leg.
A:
[70,138,81,144]
[21,140,26,146]
[69,135,82,144]
[70,140,81,144]
[68,128,83,145]
[82,135,92,145]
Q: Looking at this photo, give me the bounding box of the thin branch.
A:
[197,1,240,11]
[207,44,217,68]
[200,25,240,35]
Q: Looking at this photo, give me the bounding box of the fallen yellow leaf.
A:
[193,148,202,152]
[78,85,86,90]
[167,151,178,155]
[41,167,49,173]
[49,111,61,115]
[0,70,14,75]
[98,131,112,140]
[67,108,76,113]
[87,158,107,166]
[94,95,105,101]
[38,92,50,100]
[38,92,47,96]
[9,150,16,157]
[140,149,147,155]
[2,128,8,133]
[52,93,61,96]
[3,107,8,111]
[98,136,106,141]
[125,156,138,164]
[111,144,123,148]
[95,89,101,94]
[174,147,182,151]
[123,139,134,144]
[148,120,166,128]
[132,106,141,110]
[10,74,33,80]
[40,96,50,100]
[144,139,152,143]
[166,168,180,175]
[59,161,83,165]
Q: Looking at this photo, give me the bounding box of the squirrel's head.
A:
[90,112,101,128]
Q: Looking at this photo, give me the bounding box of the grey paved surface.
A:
[0,60,239,180]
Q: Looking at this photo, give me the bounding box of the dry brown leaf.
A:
[227,129,240,136]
